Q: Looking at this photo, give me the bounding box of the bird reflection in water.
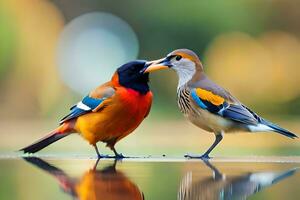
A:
[178,160,298,200]
[23,157,144,200]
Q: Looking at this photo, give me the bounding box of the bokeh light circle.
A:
[57,12,139,94]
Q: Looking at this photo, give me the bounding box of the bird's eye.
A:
[175,55,182,61]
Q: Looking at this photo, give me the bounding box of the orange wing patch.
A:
[90,85,115,112]
[195,88,225,106]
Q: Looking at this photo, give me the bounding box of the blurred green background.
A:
[0,0,300,155]
[1,1,300,200]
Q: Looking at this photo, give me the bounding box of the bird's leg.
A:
[201,133,223,159]
[100,159,119,174]
[93,157,101,171]
[111,146,125,159]
[94,144,103,159]
[202,159,223,180]
[112,158,118,169]
[185,132,223,160]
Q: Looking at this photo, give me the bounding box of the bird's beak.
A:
[142,57,172,73]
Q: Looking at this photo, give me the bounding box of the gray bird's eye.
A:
[175,55,182,61]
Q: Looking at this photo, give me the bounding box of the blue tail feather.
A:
[261,119,298,139]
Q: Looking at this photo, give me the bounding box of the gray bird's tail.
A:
[261,119,298,139]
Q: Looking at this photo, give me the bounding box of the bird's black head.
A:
[117,60,150,94]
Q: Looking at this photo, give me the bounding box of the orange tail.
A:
[20,122,74,154]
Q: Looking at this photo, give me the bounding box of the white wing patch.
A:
[248,124,273,132]
[77,101,91,111]
[249,172,278,186]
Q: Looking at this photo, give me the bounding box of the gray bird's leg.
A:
[185,132,223,160]
[201,133,223,159]
[202,159,223,180]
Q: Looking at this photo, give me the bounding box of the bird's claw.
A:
[184,153,211,160]
[96,153,128,160]
[97,154,110,159]
[114,153,126,160]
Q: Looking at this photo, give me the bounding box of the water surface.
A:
[1,157,299,200]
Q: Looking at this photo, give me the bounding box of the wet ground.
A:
[1,156,300,200]
[1,119,300,199]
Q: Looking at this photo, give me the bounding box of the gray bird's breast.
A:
[177,87,193,115]
[177,87,214,132]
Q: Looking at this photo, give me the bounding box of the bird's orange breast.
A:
[76,169,143,200]
[74,87,152,146]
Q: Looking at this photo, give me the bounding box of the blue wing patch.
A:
[81,96,104,109]
[190,89,258,125]
[190,89,226,113]
[59,95,104,124]
[190,90,207,109]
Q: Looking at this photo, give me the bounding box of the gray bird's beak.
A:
[143,57,173,73]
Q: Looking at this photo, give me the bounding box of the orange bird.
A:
[20,60,153,158]
[23,157,144,200]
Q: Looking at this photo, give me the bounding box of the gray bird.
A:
[144,49,298,159]
[177,160,298,200]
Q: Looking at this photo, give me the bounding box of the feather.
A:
[59,96,104,124]
[194,88,225,106]
[189,74,239,104]
[190,89,207,109]
[191,89,226,113]
[20,125,71,153]
[260,118,298,138]
[221,104,258,125]
[59,87,115,124]
[191,88,258,125]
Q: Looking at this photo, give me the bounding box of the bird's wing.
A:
[189,75,298,137]
[23,157,77,196]
[189,74,240,104]
[190,88,258,125]
[59,85,115,124]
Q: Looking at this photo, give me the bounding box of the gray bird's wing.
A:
[188,74,239,104]
[188,74,259,125]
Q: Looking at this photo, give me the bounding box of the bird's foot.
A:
[184,153,211,160]
[114,153,126,160]
[96,153,130,160]
[96,154,115,159]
